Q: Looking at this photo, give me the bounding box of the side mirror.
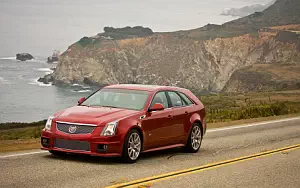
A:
[149,103,164,112]
[78,97,86,105]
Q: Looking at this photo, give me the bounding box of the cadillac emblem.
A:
[68,125,77,133]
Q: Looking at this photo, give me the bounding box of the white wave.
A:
[72,83,80,86]
[0,57,16,60]
[27,59,45,63]
[28,78,52,87]
[36,68,51,72]
[82,86,91,89]
[0,76,10,84]
[35,68,54,75]
[71,89,91,93]
[0,57,46,63]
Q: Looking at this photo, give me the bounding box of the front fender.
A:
[116,117,143,145]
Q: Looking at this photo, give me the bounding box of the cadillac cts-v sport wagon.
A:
[41,84,206,163]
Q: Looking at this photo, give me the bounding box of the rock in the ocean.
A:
[47,56,59,63]
[38,74,53,84]
[16,53,34,61]
[47,50,60,63]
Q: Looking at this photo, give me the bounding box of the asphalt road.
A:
[1,117,300,188]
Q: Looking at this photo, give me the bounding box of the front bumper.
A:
[41,130,123,157]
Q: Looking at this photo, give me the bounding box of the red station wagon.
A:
[41,84,206,162]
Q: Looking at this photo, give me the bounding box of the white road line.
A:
[0,151,48,159]
[207,117,300,133]
[1,116,300,159]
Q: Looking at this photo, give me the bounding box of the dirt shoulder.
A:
[0,139,40,153]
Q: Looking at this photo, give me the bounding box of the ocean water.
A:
[0,0,271,123]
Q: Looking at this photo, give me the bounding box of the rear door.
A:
[165,91,187,144]
[177,91,196,136]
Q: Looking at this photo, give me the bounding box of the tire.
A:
[121,129,142,163]
[49,150,66,156]
[184,123,203,153]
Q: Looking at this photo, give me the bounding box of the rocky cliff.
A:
[223,25,300,92]
[43,0,300,92]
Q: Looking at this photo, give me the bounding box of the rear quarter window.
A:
[167,91,184,107]
[178,92,194,105]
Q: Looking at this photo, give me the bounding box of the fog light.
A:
[41,137,50,148]
[97,144,108,152]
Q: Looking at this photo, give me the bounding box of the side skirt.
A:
[142,144,185,153]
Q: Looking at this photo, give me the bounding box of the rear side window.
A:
[178,92,194,105]
[167,91,183,107]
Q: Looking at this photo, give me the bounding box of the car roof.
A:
[103,84,184,92]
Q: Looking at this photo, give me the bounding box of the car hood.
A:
[54,106,139,126]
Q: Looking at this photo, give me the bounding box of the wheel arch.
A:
[193,120,203,136]
[190,113,204,136]
[124,125,144,150]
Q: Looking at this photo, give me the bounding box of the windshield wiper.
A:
[100,105,118,108]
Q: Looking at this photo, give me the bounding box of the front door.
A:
[141,91,172,149]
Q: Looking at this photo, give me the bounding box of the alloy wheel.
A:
[127,132,141,160]
[191,125,202,150]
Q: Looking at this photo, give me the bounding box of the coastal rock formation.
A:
[16,53,34,61]
[40,0,300,92]
[49,29,299,92]
[223,26,300,92]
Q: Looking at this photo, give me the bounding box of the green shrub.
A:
[78,37,93,47]
[0,120,46,130]
[0,126,44,140]
[206,102,300,123]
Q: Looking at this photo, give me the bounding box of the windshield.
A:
[80,88,149,111]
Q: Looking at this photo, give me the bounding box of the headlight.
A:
[101,121,118,136]
[45,116,54,131]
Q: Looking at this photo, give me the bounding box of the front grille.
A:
[56,122,96,134]
[54,138,90,151]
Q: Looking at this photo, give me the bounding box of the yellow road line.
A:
[106,144,300,188]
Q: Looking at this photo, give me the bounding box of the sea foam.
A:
[71,89,92,93]
[0,57,16,60]
[0,76,10,84]
[35,68,54,74]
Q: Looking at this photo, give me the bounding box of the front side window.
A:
[150,92,168,109]
[167,91,183,107]
[81,89,149,111]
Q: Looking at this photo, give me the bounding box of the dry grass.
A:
[200,90,300,123]
[247,64,300,81]
[0,139,40,153]
[269,24,300,31]
[208,113,300,129]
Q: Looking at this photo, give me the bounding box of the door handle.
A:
[167,115,173,119]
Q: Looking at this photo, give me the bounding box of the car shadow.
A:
[42,153,120,165]
[42,147,209,164]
